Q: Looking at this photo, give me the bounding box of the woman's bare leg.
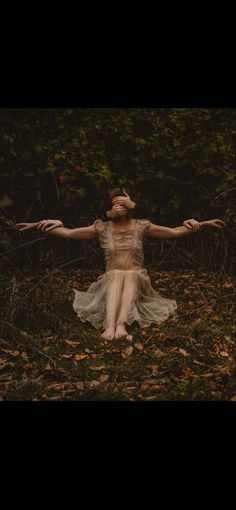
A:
[101,270,125,340]
[115,270,138,339]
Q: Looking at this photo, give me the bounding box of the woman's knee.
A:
[124,270,138,281]
[111,269,124,278]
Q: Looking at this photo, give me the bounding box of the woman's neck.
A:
[111,215,131,223]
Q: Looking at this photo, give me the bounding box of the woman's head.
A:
[107,187,133,221]
[108,187,127,202]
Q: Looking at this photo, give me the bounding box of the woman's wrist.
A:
[128,200,136,210]
[199,220,210,229]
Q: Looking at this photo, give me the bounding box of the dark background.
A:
[1,108,235,274]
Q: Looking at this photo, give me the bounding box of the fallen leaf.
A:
[183,368,195,377]
[20,330,31,337]
[222,282,232,288]
[192,318,202,325]
[140,382,150,391]
[121,346,134,358]
[0,361,15,370]
[21,352,29,361]
[73,382,84,391]
[0,349,20,357]
[87,381,101,388]
[151,366,158,376]
[230,396,236,401]
[134,342,144,351]
[126,335,133,342]
[220,351,229,357]
[179,348,189,357]
[154,348,164,357]
[45,363,52,370]
[90,365,106,371]
[224,336,231,341]
[98,374,110,383]
[47,383,65,391]
[65,339,80,346]
[74,354,88,361]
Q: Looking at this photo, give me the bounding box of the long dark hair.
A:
[107,187,133,222]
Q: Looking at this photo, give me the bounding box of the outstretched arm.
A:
[147,219,225,239]
[13,219,97,240]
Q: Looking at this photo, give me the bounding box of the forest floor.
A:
[0,267,235,401]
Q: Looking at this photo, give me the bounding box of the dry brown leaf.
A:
[90,365,106,371]
[20,330,30,337]
[224,336,231,341]
[65,339,80,346]
[151,366,158,376]
[74,354,88,361]
[230,396,236,401]
[220,351,229,358]
[192,318,202,325]
[61,354,72,358]
[87,380,101,388]
[183,368,195,377]
[121,346,134,358]
[0,361,15,370]
[73,382,84,391]
[134,342,144,351]
[154,348,164,357]
[21,352,29,361]
[47,383,65,391]
[0,358,8,366]
[179,348,189,357]
[0,349,20,357]
[45,362,52,370]
[140,382,150,391]
[126,335,133,342]
[98,374,110,383]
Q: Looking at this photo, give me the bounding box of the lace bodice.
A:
[93,218,151,271]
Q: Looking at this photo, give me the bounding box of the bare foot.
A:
[101,326,115,340]
[115,323,128,339]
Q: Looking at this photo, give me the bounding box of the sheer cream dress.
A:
[72,219,177,330]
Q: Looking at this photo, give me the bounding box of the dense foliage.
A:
[1,108,235,272]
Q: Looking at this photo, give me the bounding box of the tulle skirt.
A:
[72,268,177,330]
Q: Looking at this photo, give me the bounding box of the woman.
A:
[14,188,225,340]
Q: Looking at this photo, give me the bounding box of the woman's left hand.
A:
[112,192,135,209]
[205,219,226,228]
[183,218,200,231]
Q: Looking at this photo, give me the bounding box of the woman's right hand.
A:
[12,222,39,232]
[37,219,64,232]
[107,204,128,218]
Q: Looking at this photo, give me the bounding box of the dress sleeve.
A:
[93,219,105,236]
[137,219,151,235]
